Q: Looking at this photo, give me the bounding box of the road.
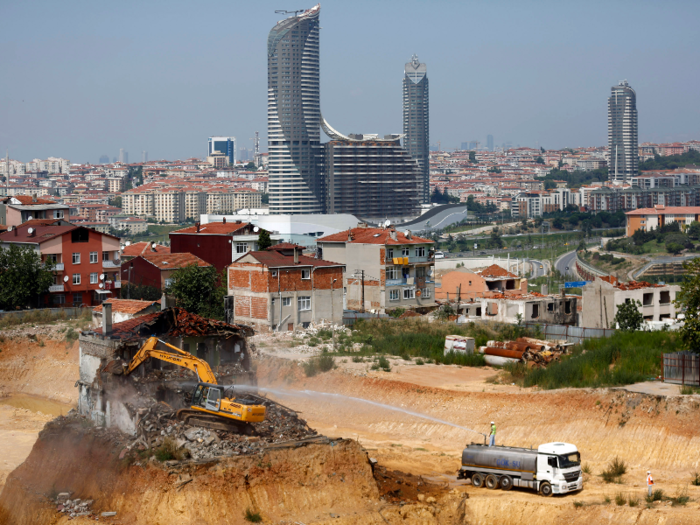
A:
[555,250,578,278]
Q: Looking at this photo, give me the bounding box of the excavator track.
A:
[176,409,254,435]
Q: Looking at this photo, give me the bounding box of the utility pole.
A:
[360,270,365,313]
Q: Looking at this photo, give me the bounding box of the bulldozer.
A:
[125,336,266,433]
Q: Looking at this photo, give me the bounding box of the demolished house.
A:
[458,291,577,325]
[78,306,255,433]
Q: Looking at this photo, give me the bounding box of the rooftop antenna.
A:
[5,151,8,194]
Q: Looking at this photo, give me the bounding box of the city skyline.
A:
[1,1,699,162]
[403,54,430,204]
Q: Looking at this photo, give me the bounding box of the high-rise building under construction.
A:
[267,5,323,214]
[608,80,638,182]
[403,55,429,204]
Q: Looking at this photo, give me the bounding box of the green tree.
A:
[613,300,644,331]
[167,265,226,319]
[535,156,545,164]
[675,258,700,352]
[257,229,272,251]
[540,146,545,154]
[469,151,477,163]
[487,166,502,173]
[489,227,503,249]
[666,242,684,255]
[121,282,162,301]
[687,221,700,240]
[245,161,257,171]
[544,180,556,190]
[261,192,269,204]
[109,196,122,208]
[0,245,55,309]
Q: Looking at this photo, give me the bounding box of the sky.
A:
[1,0,699,163]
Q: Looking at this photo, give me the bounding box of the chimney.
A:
[14,227,17,236]
[406,230,412,240]
[389,230,398,241]
[294,247,299,265]
[161,293,168,311]
[195,221,200,233]
[32,194,37,203]
[222,217,226,224]
[103,302,112,336]
[347,230,353,242]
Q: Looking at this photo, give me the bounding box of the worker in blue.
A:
[489,421,496,446]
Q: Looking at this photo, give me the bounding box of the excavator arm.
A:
[125,336,218,384]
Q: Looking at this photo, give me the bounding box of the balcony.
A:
[52,263,64,271]
[49,284,64,293]
[386,255,433,265]
[103,260,121,269]
[386,278,408,286]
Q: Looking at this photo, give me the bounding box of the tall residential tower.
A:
[267,5,323,214]
[608,80,638,182]
[403,55,429,204]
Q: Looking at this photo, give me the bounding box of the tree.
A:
[167,264,225,319]
[535,156,545,164]
[258,229,272,251]
[687,221,700,240]
[245,161,257,171]
[577,239,587,252]
[613,300,644,331]
[666,242,684,255]
[261,193,269,204]
[0,245,55,309]
[469,151,477,163]
[121,282,162,301]
[675,258,700,352]
[540,146,545,154]
[489,227,503,249]
[109,196,122,208]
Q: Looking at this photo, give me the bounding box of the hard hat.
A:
[647,470,650,474]
[491,421,495,424]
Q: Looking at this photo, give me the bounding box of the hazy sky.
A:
[1,0,699,163]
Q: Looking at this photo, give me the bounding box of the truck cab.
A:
[537,442,583,494]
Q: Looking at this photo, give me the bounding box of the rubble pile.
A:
[53,493,95,519]
[479,337,573,368]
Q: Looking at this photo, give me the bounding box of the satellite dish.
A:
[253,226,259,233]
[100,274,105,281]
[151,242,156,249]
[7,226,13,232]
[27,227,34,234]
[384,219,391,228]
[99,283,104,289]
[125,241,131,246]
[63,275,69,282]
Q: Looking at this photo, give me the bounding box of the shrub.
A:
[628,495,639,507]
[244,508,262,523]
[615,492,626,506]
[352,355,364,363]
[603,495,611,504]
[372,356,391,372]
[307,337,319,347]
[691,472,700,486]
[669,488,689,506]
[415,358,425,365]
[572,500,585,508]
[601,457,626,483]
[316,328,333,340]
[581,462,592,475]
[65,328,79,343]
[153,437,188,462]
[303,355,336,377]
[646,489,664,503]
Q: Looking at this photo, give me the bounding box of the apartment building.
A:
[122,252,211,290]
[317,226,436,313]
[582,276,679,328]
[0,223,121,307]
[625,205,700,236]
[0,195,70,227]
[121,241,169,262]
[227,243,345,332]
[115,216,148,235]
[435,265,528,301]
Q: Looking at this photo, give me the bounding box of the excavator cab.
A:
[192,383,223,412]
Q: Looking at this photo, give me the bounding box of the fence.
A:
[342,311,393,327]
[663,352,700,386]
[523,322,615,344]
[0,306,92,323]
[575,253,609,281]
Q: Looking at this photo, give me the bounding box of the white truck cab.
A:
[537,442,583,494]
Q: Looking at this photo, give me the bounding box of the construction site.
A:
[1,305,700,525]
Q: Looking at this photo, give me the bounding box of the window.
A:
[416,267,426,279]
[52,295,65,305]
[387,248,394,259]
[72,253,81,264]
[271,270,278,277]
[402,247,410,257]
[298,296,311,311]
[386,266,400,280]
[282,297,292,307]
[53,210,64,219]
[403,288,415,300]
[102,251,109,261]
[236,242,248,254]
[71,229,89,243]
[72,273,81,285]
[90,252,98,264]
[415,246,426,257]
[422,288,432,298]
[390,289,400,301]
[72,293,83,306]
[164,278,172,288]
[90,273,98,284]
[301,269,310,279]
[643,293,653,306]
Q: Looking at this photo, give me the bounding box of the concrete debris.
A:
[101,511,117,517]
[480,336,574,368]
[53,495,96,519]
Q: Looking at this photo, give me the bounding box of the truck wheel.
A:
[540,482,553,497]
[471,473,484,488]
[485,474,499,490]
[500,475,513,491]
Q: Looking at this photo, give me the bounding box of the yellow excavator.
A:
[125,336,266,433]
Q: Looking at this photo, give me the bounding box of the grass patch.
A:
[615,492,626,506]
[691,472,700,486]
[371,356,391,372]
[601,457,627,484]
[415,358,425,365]
[603,495,611,504]
[572,500,585,508]
[669,487,690,506]
[244,508,262,523]
[154,437,188,462]
[581,462,592,475]
[65,328,79,343]
[646,489,664,503]
[302,355,336,377]
[628,495,639,507]
[508,331,678,389]
[351,355,364,363]
[680,385,700,395]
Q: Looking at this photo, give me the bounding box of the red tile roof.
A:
[5,195,58,205]
[233,251,344,269]
[0,223,77,243]
[122,241,170,257]
[625,206,700,215]
[318,227,433,246]
[93,299,159,314]
[478,264,518,278]
[141,252,212,270]
[171,221,256,235]
[266,242,305,251]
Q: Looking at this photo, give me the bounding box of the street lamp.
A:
[330,278,338,323]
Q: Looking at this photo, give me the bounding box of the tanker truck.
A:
[457,442,583,496]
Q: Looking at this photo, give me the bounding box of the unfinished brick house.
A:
[227,243,345,332]
[316,226,435,313]
[435,264,528,301]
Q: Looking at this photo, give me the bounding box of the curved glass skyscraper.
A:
[403,55,429,204]
[267,5,323,214]
[608,80,638,183]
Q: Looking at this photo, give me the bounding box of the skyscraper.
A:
[267,5,323,214]
[487,135,494,152]
[208,137,235,165]
[403,55,429,204]
[141,151,148,163]
[608,80,638,182]
[118,149,128,164]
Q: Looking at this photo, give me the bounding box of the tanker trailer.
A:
[457,442,583,496]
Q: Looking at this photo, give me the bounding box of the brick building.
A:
[0,195,70,227]
[316,226,435,313]
[227,244,345,332]
[625,205,700,236]
[170,220,279,273]
[435,264,528,301]
[121,252,211,291]
[120,241,170,262]
[0,222,121,307]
